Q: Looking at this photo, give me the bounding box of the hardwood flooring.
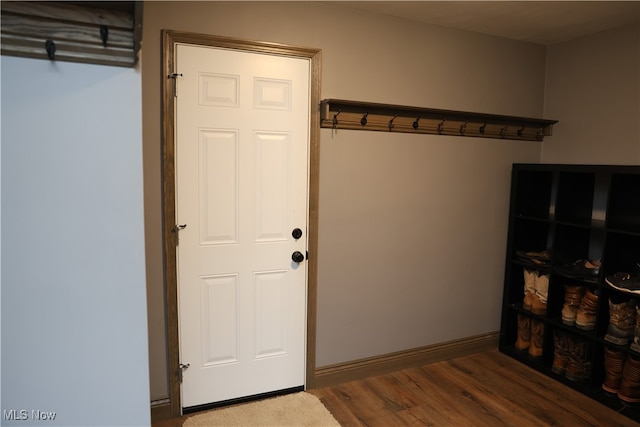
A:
[153,349,638,426]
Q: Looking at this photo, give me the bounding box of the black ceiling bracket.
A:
[45,39,56,60]
[100,25,109,47]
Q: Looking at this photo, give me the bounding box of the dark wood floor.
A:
[154,349,639,426]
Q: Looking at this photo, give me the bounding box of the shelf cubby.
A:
[511,218,553,257]
[500,164,640,423]
[603,232,640,276]
[513,170,553,219]
[553,224,595,266]
[555,171,595,225]
[608,174,640,233]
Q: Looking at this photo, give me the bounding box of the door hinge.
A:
[178,362,190,382]
[168,73,183,97]
[173,224,187,246]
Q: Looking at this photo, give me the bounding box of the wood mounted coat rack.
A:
[1,1,142,67]
[320,99,558,141]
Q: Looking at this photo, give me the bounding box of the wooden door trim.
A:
[161,30,321,416]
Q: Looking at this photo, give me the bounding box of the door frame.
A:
[161,30,321,416]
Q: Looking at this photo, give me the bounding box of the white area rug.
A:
[182,392,340,426]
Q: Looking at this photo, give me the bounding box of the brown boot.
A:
[531,273,549,315]
[552,330,569,374]
[515,314,530,352]
[575,288,599,331]
[631,304,640,354]
[603,346,626,395]
[562,285,585,326]
[619,354,640,404]
[528,318,544,358]
[523,269,536,311]
[605,296,638,345]
[566,336,591,381]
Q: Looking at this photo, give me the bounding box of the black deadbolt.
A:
[292,228,303,239]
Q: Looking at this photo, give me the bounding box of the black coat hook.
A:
[388,114,397,130]
[460,121,468,135]
[517,125,525,137]
[360,112,368,126]
[413,117,420,130]
[479,123,487,134]
[100,25,109,47]
[438,119,446,134]
[45,40,56,60]
[332,110,341,129]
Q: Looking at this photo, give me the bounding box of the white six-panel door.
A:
[175,43,310,408]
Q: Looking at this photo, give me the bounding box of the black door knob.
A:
[292,251,305,263]
[292,228,303,239]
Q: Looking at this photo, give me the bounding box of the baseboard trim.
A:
[150,401,172,423]
[313,331,499,388]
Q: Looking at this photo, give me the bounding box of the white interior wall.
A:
[543,24,640,164]
[1,56,150,427]
[143,1,547,399]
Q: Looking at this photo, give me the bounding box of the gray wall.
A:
[143,1,546,400]
[1,57,150,426]
[542,24,640,164]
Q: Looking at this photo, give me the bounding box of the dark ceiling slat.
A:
[2,1,133,29]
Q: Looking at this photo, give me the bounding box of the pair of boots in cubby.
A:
[561,285,599,331]
[603,347,640,404]
[515,314,544,358]
[523,268,549,315]
[604,295,639,349]
[600,295,640,404]
[552,330,591,381]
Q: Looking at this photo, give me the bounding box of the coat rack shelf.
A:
[320,99,558,141]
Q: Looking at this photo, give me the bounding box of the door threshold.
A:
[183,385,304,415]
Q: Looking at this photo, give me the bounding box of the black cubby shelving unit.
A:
[499,164,640,422]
